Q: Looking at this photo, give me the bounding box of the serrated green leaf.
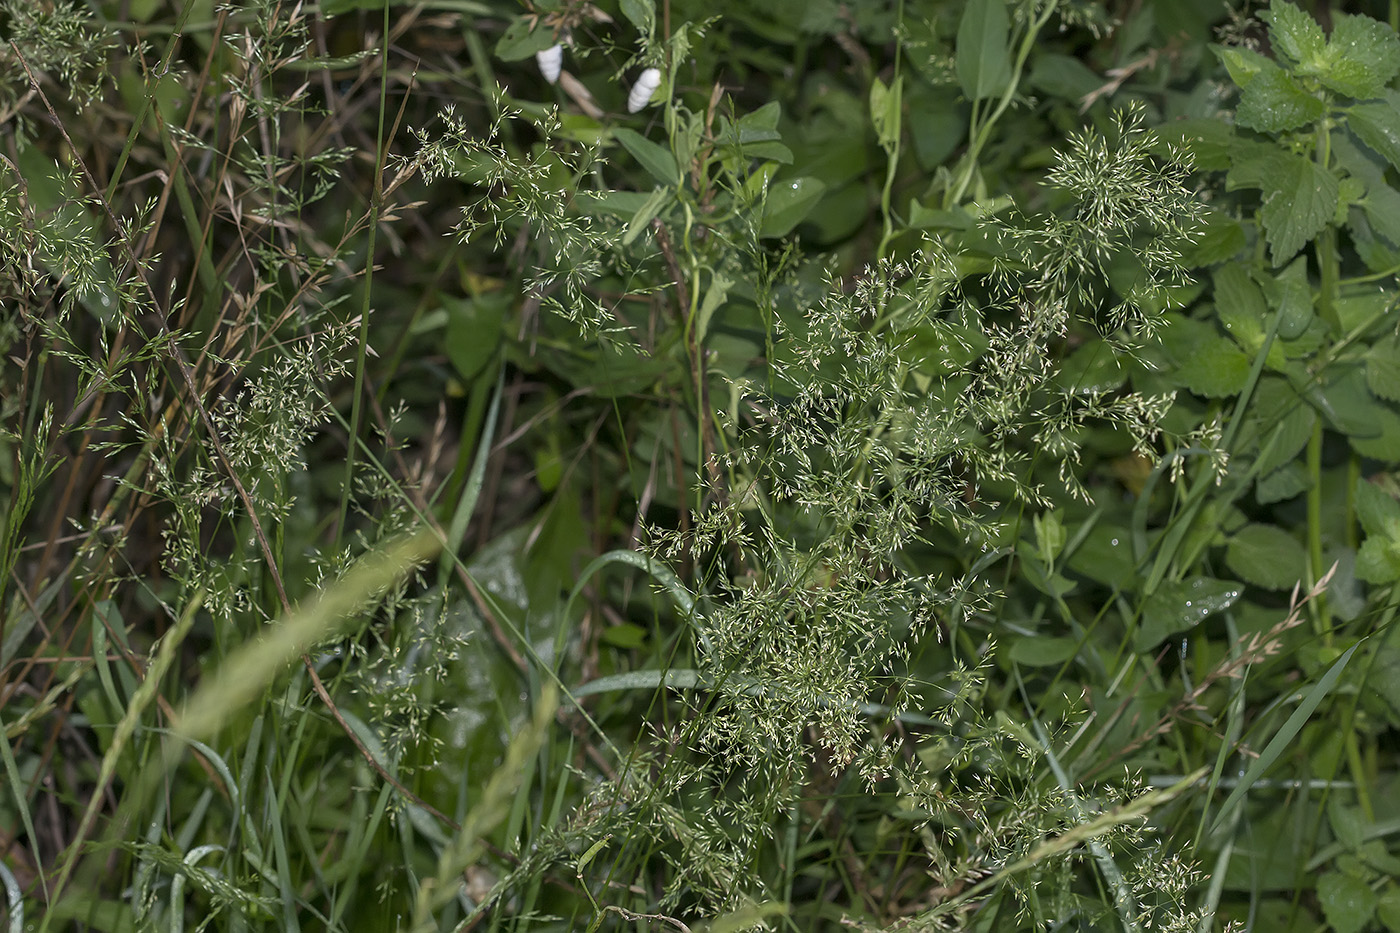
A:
[1256,462,1310,503]
[1367,336,1400,401]
[612,127,680,187]
[1226,523,1307,590]
[1355,478,1400,538]
[1215,262,1268,319]
[1253,378,1315,475]
[1363,180,1400,246]
[956,0,1011,101]
[1317,871,1377,933]
[1186,211,1246,266]
[1136,577,1242,653]
[1349,98,1400,173]
[1236,61,1325,134]
[1319,12,1400,100]
[1311,367,1384,437]
[1225,136,1297,192]
[1157,117,1235,172]
[1351,400,1400,459]
[1174,336,1251,397]
[760,176,826,238]
[1262,1,1326,69]
[1216,44,1272,89]
[1270,255,1315,339]
[1259,157,1339,266]
[1357,536,1400,583]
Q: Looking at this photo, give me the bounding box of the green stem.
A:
[1306,420,1330,640]
[945,0,1058,209]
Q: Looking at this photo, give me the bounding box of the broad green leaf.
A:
[1319,12,1400,100]
[1378,887,1400,931]
[1056,340,1125,395]
[1185,211,1246,266]
[1225,137,1297,193]
[1065,522,1137,592]
[612,127,680,187]
[1363,180,1400,247]
[1216,45,1272,89]
[1256,462,1310,503]
[599,623,647,649]
[1174,336,1251,397]
[1368,336,1400,401]
[1336,289,1392,332]
[1262,1,1325,68]
[1225,523,1307,590]
[1351,401,1400,459]
[1355,478,1400,539]
[760,176,826,238]
[1317,871,1377,933]
[1269,255,1315,339]
[572,189,655,218]
[1328,797,1365,851]
[869,75,902,151]
[1310,367,1384,437]
[1136,577,1242,653]
[1349,98,1400,173]
[619,0,654,34]
[1028,52,1102,102]
[1215,262,1267,319]
[1156,117,1234,171]
[956,0,1011,101]
[444,293,506,381]
[495,17,556,61]
[1236,61,1324,134]
[1373,637,1400,719]
[1252,378,1315,475]
[1259,157,1339,265]
[1008,636,1080,667]
[622,185,671,246]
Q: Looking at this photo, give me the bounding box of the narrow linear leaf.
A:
[1210,642,1360,834]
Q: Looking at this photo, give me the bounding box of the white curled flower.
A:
[627,67,661,113]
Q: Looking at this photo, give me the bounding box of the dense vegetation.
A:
[4,0,1400,929]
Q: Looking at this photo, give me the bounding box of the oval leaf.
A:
[1225,523,1308,590]
[760,176,826,238]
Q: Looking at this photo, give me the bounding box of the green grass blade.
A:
[1210,641,1361,835]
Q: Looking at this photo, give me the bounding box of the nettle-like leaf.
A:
[1258,156,1339,265]
[1348,96,1400,173]
[1217,45,1273,89]
[1262,1,1326,70]
[1136,577,1242,652]
[1235,59,1325,133]
[1225,523,1308,590]
[1316,12,1400,100]
[1355,479,1400,584]
[1366,336,1400,401]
